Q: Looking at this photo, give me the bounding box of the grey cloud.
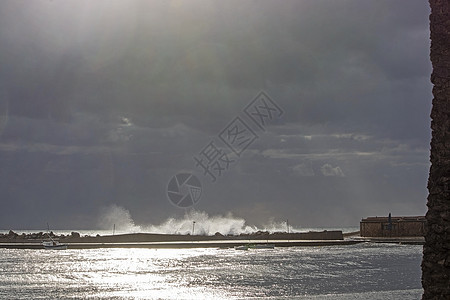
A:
[292,163,315,177]
[0,0,431,229]
[321,164,345,177]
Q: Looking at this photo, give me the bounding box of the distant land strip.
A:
[0,230,425,249]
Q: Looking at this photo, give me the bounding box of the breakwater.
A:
[0,229,343,243]
[0,230,350,249]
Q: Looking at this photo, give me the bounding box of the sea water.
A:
[0,243,423,299]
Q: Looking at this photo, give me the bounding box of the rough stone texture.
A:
[422,1,450,299]
[361,216,425,237]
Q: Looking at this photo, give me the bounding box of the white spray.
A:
[98,204,301,235]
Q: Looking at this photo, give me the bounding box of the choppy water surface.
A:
[0,243,422,299]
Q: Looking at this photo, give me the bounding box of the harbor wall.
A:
[0,230,344,244]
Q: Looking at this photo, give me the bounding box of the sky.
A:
[0,0,432,232]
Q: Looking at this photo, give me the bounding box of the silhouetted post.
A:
[422,1,450,298]
[387,213,392,237]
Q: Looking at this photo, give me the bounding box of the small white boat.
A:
[42,224,68,250]
[42,240,68,250]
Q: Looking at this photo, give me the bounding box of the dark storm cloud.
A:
[0,0,431,229]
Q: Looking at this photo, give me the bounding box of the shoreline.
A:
[0,239,362,249]
[0,229,344,243]
[0,230,425,249]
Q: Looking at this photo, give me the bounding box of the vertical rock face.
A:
[422,1,450,299]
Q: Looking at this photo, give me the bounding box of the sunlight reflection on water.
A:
[0,244,422,299]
